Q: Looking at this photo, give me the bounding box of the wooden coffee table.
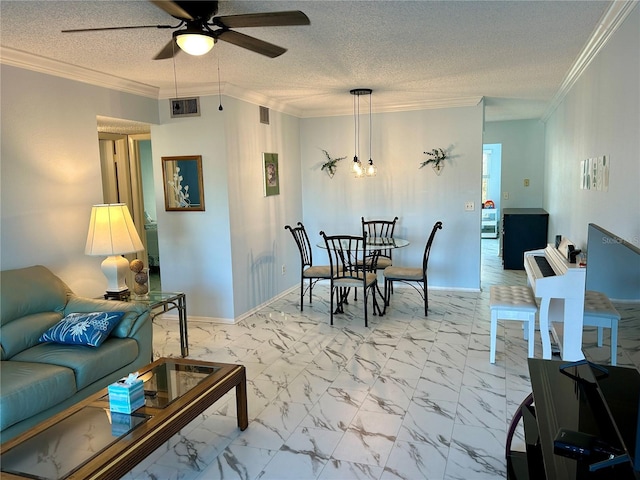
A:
[0,357,248,480]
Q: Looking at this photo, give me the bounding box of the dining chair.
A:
[383,221,443,316]
[284,222,331,311]
[320,231,380,327]
[361,216,399,271]
[355,216,398,301]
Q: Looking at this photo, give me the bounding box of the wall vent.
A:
[260,106,270,125]
[170,97,201,118]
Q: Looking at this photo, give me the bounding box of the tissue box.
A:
[108,377,144,414]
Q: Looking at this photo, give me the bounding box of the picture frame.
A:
[162,155,205,211]
[263,153,280,196]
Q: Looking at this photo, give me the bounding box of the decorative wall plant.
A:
[420,148,448,175]
[321,149,347,178]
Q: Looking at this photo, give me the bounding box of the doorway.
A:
[97,118,160,290]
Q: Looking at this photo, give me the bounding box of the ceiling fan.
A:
[62,1,310,59]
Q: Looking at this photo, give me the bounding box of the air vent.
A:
[260,106,270,125]
[170,97,201,118]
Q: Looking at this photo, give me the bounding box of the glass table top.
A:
[1,360,221,479]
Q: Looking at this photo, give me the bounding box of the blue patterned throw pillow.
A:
[39,311,125,347]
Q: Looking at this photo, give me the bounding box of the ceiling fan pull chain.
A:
[217,55,223,111]
[172,43,178,99]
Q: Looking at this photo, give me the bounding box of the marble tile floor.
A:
[123,239,640,480]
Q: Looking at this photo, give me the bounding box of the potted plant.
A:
[321,149,347,178]
[420,148,448,175]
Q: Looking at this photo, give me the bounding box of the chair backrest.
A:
[285,222,314,269]
[422,221,443,273]
[320,232,376,285]
[361,216,399,259]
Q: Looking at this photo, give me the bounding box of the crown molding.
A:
[302,96,484,118]
[0,46,159,99]
[1,45,482,118]
[542,0,637,122]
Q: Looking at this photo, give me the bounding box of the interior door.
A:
[98,133,148,288]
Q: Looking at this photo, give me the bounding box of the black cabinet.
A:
[502,208,549,270]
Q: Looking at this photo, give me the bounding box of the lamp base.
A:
[104,290,131,301]
[101,255,131,293]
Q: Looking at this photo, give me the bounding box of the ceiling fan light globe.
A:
[176,33,215,56]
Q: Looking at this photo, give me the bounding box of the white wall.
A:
[151,96,303,320]
[484,120,546,210]
[0,65,159,294]
[223,98,303,317]
[151,96,234,320]
[300,104,485,291]
[544,5,639,251]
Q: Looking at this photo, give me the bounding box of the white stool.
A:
[583,290,620,366]
[490,285,538,363]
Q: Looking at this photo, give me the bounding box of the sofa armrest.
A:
[64,296,151,338]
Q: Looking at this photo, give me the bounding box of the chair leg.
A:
[423,282,428,317]
[597,326,604,347]
[490,311,498,363]
[299,278,305,311]
[527,313,535,358]
[308,278,313,305]
[329,286,335,325]
[363,285,369,328]
[384,279,391,306]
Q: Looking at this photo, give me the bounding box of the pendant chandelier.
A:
[350,88,376,177]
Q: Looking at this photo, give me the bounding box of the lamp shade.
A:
[85,204,144,256]
[175,32,215,56]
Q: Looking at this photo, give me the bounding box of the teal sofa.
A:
[0,265,152,442]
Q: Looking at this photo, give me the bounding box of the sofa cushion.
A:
[39,311,124,347]
[0,266,70,326]
[0,361,77,430]
[1,312,62,360]
[11,338,139,390]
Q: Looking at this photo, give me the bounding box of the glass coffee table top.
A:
[1,407,150,479]
[1,360,226,480]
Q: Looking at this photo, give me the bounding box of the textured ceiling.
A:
[0,1,618,123]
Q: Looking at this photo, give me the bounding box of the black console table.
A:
[507,358,640,479]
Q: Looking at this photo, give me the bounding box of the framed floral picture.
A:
[263,153,280,196]
[162,155,205,211]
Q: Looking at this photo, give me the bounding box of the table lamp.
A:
[85,204,144,299]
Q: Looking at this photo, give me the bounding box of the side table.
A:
[133,292,189,358]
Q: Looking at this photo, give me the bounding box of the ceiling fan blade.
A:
[216,30,286,58]
[62,25,173,33]
[149,0,193,20]
[214,11,310,29]
[154,39,179,60]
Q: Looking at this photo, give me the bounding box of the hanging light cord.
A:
[217,55,224,111]
[369,93,372,164]
[353,93,359,161]
[172,43,178,99]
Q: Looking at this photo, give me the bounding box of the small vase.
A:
[433,163,444,175]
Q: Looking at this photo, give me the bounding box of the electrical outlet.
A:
[503,192,509,200]
[464,201,475,211]
[524,178,530,187]
[281,265,286,275]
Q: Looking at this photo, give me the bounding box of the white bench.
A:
[583,290,620,366]
[490,285,538,364]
